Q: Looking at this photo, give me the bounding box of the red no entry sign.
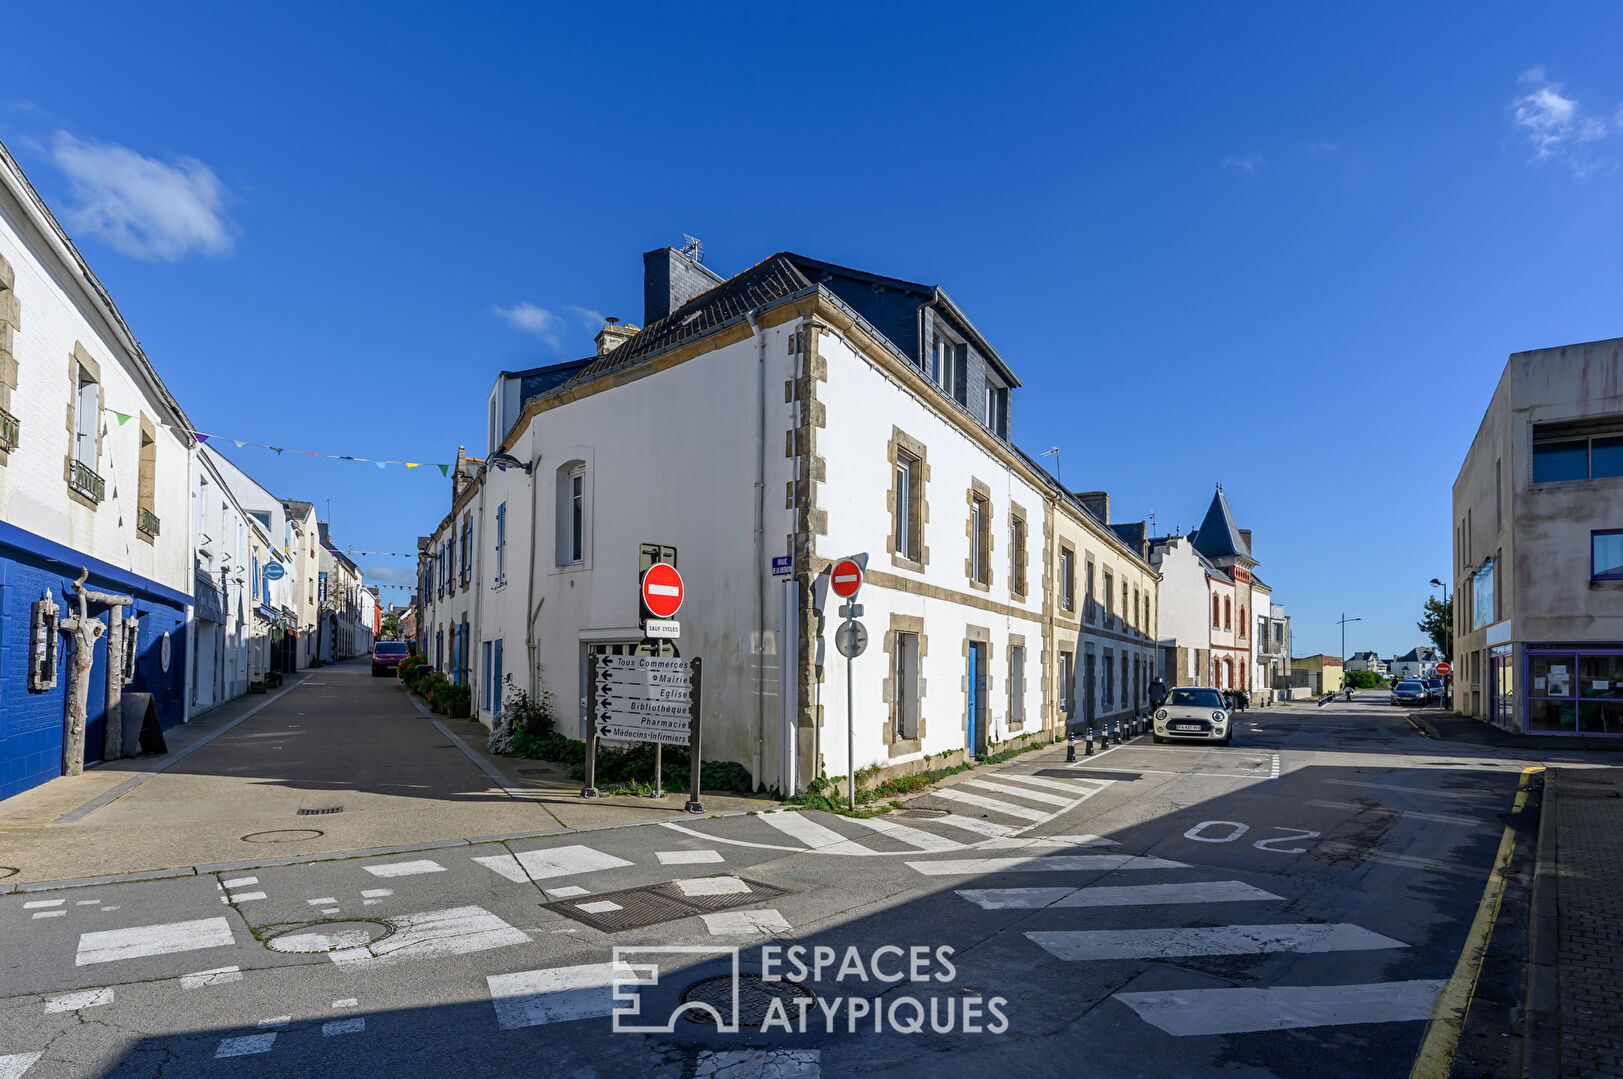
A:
[830,558,863,599]
[641,563,684,619]
[1435,662,1452,676]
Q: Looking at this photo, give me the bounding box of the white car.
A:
[1153,686,1233,745]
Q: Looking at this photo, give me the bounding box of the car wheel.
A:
[1219,732,1232,746]
[1152,734,1165,744]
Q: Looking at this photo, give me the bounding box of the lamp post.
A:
[1430,577,1451,704]
[1337,613,1361,693]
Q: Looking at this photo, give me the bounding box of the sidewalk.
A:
[0,659,770,889]
[1403,710,1623,753]
[1525,767,1623,1078]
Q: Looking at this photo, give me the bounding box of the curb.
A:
[1405,713,1441,739]
[1523,770,1560,1079]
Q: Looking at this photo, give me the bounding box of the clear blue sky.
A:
[5,3,1620,657]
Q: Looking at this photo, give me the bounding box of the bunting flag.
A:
[100,407,454,473]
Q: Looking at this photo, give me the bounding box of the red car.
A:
[371,641,411,677]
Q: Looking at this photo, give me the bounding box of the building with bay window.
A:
[1452,335,1623,735]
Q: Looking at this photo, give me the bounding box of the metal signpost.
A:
[830,556,865,812]
[582,561,706,811]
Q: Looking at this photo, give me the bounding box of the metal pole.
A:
[846,617,855,812]
[685,658,704,813]
[581,654,599,798]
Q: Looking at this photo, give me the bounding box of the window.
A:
[495,501,507,584]
[1010,513,1027,596]
[1103,651,1114,707]
[894,632,920,740]
[1132,588,1140,632]
[482,641,492,710]
[73,368,98,466]
[1059,547,1075,611]
[1060,651,1073,717]
[556,461,588,566]
[1238,606,1247,638]
[460,515,472,587]
[894,450,922,563]
[1470,560,1496,629]
[1533,419,1623,483]
[1596,531,1623,580]
[0,254,16,455]
[970,492,990,585]
[1224,597,1232,630]
[136,420,158,537]
[252,555,260,600]
[1213,596,1221,629]
[1103,573,1114,628]
[1496,459,1502,534]
[492,639,503,718]
[1085,561,1096,622]
[1009,644,1026,725]
[1121,656,1129,710]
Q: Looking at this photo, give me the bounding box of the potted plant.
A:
[447,682,473,719]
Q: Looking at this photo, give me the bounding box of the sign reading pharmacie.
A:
[584,653,706,812]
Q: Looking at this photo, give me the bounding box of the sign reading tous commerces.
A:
[584,653,704,812]
[641,563,684,620]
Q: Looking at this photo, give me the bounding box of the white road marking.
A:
[907,855,1188,876]
[323,1018,366,1036]
[659,821,804,852]
[961,778,1076,807]
[364,859,446,877]
[231,891,268,903]
[998,773,1105,794]
[22,900,64,909]
[646,583,681,596]
[656,850,726,865]
[221,877,258,889]
[31,911,65,920]
[361,889,393,898]
[330,906,527,966]
[75,900,99,906]
[273,926,379,951]
[696,1050,820,1078]
[1027,922,1408,961]
[957,880,1285,910]
[180,966,242,989]
[44,987,114,1012]
[307,897,338,906]
[214,1034,276,1058]
[933,789,1049,822]
[758,811,875,854]
[1270,754,1281,779]
[333,998,359,1008]
[925,814,1018,838]
[547,886,590,899]
[0,1053,42,1079]
[76,917,235,966]
[702,909,792,935]
[363,899,382,906]
[474,844,633,883]
[99,906,119,912]
[843,815,962,852]
[322,908,341,915]
[258,1017,290,1029]
[1115,979,1448,1036]
[979,835,1118,850]
[488,964,620,1028]
[675,876,751,896]
[577,901,622,914]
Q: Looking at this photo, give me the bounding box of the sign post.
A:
[830,557,865,812]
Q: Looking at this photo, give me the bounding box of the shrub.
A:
[1346,670,1382,689]
[398,657,428,681]
[490,673,557,754]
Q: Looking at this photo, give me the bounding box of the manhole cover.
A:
[296,807,343,816]
[265,920,390,953]
[241,828,325,843]
[680,974,815,1027]
[0,867,17,880]
[891,808,949,819]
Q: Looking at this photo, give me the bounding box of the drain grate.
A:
[297,807,343,816]
[680,973,816,1027]
[891,808,949,819]
[546,878,793,933]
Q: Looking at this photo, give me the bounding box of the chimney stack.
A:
[643,246,724,325]
[594,317,640,357]
[1239,528,1253,554]
[1075,490,1110,524]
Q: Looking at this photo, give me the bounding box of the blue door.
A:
[967,645,978,752]
[492,639,504,717]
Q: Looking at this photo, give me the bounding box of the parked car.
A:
[1390,680,1429,707]
[1153,686,1232,745]
[371,640,411,677]
[1422,677,1446,705]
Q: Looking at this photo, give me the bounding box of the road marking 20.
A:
[1183,820,1320,854]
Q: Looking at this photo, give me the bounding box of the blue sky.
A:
[4,3,1621,657]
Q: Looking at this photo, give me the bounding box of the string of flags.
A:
[103,408,453,474]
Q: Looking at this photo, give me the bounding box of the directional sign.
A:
[836,620,868,658]
[597,722,690,747]
[1435,662,1452,676]
[596,655,690,673]
[641,563,684,620]
[595,696,691,719]
[830,558,863,599]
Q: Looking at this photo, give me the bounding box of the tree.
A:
[1418,595,1453,657]
[382,612,401,640]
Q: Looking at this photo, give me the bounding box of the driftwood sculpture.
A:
[58,568,134,775]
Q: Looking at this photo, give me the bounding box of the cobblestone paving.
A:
[1557,768,1623,1078]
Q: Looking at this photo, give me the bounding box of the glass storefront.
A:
[1526,647,1623,734]
[1491,645,1515,730]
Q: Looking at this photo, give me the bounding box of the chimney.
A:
[643,246,723,325]
[594,317,640,357]
[1075,490,1109,524]
[1239,529,1253,553]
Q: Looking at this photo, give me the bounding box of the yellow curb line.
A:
[1409,764,1543,1079]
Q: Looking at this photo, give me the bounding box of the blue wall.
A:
[0,531,188,802]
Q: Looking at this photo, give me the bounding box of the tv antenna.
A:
[1039,446,1062,486]
[680,234,705,264]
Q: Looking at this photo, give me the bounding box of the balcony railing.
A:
[138,507,161,537]
[69,458,105,503]
[0,408,17,452]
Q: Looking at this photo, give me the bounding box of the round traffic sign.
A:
[641,563,684,619]
[836,620,868,658]
[1435,662,1452,676]
[830,558,863,599]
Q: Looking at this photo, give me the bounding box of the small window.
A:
[1224,597,1232,630]
[1213,595,1221,628]
[1011,515,1027,596]
[495,502,507,584]
[894,631,920,740]
[895,451,922,562]
[1085,561,1096,623]
[1103,651,1114,707]
[970,493,991,584]
[1060,548,1075,611]
[570,473,584,562]
[1103,573,1114,627]
[1593,531,1623,581]
[1009,644,1026,725]
[1060,651,1073,717]
[556,460,588,566]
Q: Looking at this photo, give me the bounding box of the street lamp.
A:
[1337,613,1361,692]
[1430,577,1451,698]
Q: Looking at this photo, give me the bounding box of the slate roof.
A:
[282,499,314,519]
[566,254,815,387]
[1190,487,1251,562]
[1395,646,1442,663]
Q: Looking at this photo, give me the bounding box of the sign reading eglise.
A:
[583,653,705,811]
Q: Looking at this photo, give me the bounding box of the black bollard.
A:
[1085,725,1095,755]
[1066,731,1077,763]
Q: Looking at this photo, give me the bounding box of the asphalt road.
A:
[0,693,1538,1079]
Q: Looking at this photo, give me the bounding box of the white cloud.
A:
[1306,141,1339,156]
[1511,67,1612,175]
[367,566,415,585]
[490,302,563,346]
[564,304,605,325]
[50,131,236,260]
[1220,153,1265,174]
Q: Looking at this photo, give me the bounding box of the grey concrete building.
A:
[1452,335,1623,735]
